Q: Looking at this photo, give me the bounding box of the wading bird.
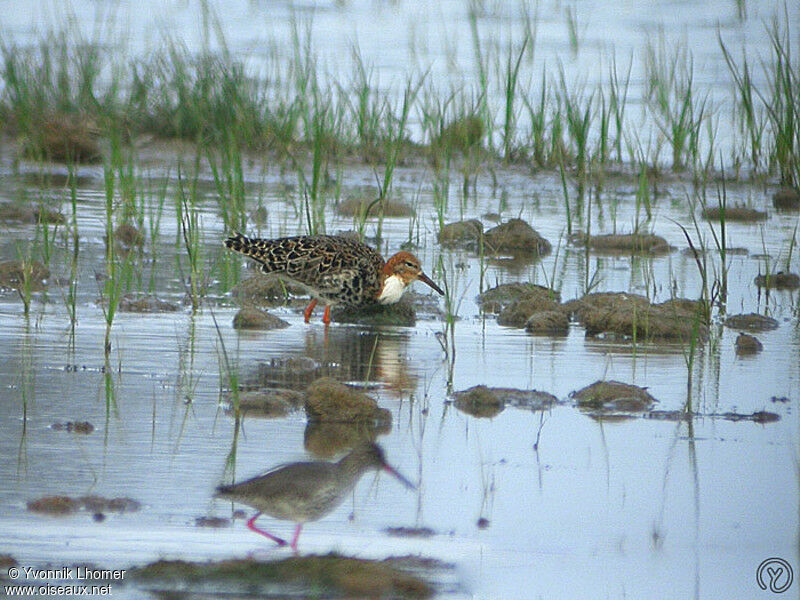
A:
[225,233,444,325]
[216,443,415,552]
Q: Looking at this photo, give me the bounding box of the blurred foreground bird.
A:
[215,443,415,552]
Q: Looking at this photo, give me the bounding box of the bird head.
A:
[380,252,444,302]
[351,443,416,490]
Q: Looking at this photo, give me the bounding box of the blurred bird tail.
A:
[215,483,234,496]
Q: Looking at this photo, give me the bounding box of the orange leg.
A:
[303,299,318,323]
[322,305,331,326]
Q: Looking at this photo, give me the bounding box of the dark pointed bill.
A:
[418,272,445,296]
[382,464,416,490]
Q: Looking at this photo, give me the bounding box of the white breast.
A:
[377,275,407,304]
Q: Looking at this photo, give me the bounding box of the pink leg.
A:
[303,299,318,323]
[322,305,331,326]
[246,512,288,547]
[289,523,303,553]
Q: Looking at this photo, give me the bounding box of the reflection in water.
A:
[176,312,201,404]
[15,170,95,189]
[246,355,338,389]
[486,251,543,274]
[215,443,414,553]
[651,418,701,598]
[304,328,416,394]
[16,319,34,475]
[303,420,391,458]
[243,328,415,394]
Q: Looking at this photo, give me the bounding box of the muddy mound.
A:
[332,300,417,326]
[701,205,767,222]
[735,333,763,355]
[452,386,504,417]
[0,259,50,290]
[0,554,17,569]
[437,219,483,248]
[27,495,141,516]
[119,293,179,313]
[724,313,779,332]
[563,293,705,341]
[51,421,94,434]
[575,232,672,255]
[681,246,748,258]
[232,306,290,329]
[385,526,436,539]
[497,294,561,327]
[20,113,102,163]
[582,300,706,341]
[483,219,551,256]
[478,283,560,314]
[452,385,557,418]
[335,196,414,218]
[773,187,800,209]
[194,516,230,528]
[571,381,657,414]
[227,388,304,417]
[132,554,437,599]
[27,496,80,515]
[561,292,650,319]
[525,310,569,335]
[305,377,392,424]
[754,271,800,290]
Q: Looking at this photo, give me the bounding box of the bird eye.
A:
[404,261,416,268]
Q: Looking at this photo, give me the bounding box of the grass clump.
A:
[1,9,796,191]
[433,114,484,156]
[719,13,800,186]
[0,29,109,162]
[0,259,50,290]
[130,46,272,148]
[701,205,767,222]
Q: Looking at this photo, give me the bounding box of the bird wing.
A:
[281,239,382,299]
[217,462,332,498]
[218,462,344,521]
[316,267,359,295]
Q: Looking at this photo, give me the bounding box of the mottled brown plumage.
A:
[225,233,443,324]
[215,443,414,552]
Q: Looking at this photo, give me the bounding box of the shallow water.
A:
[2,1,800,599]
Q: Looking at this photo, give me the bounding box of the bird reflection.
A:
[215,443,414,553]
[243,329,417,395]
[303,420,391,459]
[303,328,416,395]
